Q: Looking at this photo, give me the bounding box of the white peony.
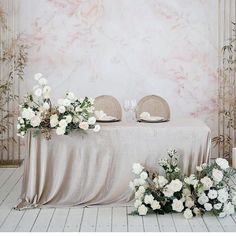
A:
[215,158,229,170]
[135,190,144,199]
[79,121,89,130]
[93,124,100,132]
[184,174,198,187]
[212,169,223,183]
[217,188,229,203]
[185,197,195,208]
[88,117,96,125]
[200,176,213,190]
[138,205,148,216]
[58,106,66,114]
[140,172,148,180]
[132,163,144,175]
[169,179,183,192]
[183,208,193,219]
[208,189,218,199]
[34,73,42,81]
[134,199,142,208]
[157,176,168,188]
[144,194,154,205]
[56,127,65,135]
[43,102,50,110]
[151,200,161,210]
[172,199,184,212]
[22,108,35,120]
[204,203,212,211]
[214,203,222,210]
[50,114,59,127]
[34,88,43,97]
[30,116,41,127]
[38,77,48,85]
[65,115,72,123]
[198,193,209,205]
[59,119,67,128]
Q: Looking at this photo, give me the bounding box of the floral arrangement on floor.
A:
[17,73,100,139]
[129,149,236,219]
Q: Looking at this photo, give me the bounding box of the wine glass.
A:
[123,100,131,121]
[130,99,137,120]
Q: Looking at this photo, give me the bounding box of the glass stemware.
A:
[130,99,137,121]
[123,100,131,121]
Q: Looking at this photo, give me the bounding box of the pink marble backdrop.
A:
[19,0,218,135]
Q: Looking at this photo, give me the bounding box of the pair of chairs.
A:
[94,95,170,121]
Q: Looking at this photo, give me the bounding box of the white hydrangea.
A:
[144,194,154,205]
[200,176,213,190]
[212,169,223,183]
[138,205,148,215]
[183,208,193,219]
[215,158,229,170]
[132,163,144,175]
[172,199,184,212]
[151,200,161,210]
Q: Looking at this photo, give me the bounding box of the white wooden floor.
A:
[0,166,236,232]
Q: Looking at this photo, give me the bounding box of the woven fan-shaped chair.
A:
[136,95,170,120]
[94,95,122,121]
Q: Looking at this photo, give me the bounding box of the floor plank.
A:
[15,209,40,232]
[0,169,16,190]
[202,213,224,232]
[127,206,144,232]
[157,214,176,232]
[31,209,55,232]
[188,216,208,232]
[112,207,128,232]
[63,208,83,232]
[172,213,192,232]
[80,207,98,232]
[142,213,160,232]
[96,207,112,232]
[218,215,236,232]
[47,208,69,232]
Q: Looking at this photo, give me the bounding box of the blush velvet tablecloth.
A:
[15,118,211,209]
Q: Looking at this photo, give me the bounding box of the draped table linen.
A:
[16,118,211,209]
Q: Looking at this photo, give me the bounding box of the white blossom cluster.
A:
[17,73,100,138]
[129,150,236,219]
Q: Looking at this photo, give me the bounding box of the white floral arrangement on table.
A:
[129,149,236,219]
[17,73,100,139]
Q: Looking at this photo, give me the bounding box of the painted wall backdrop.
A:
[19,0,218,137]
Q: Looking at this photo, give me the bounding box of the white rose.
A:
[38,77,48,85]
[79,122,89,130]
[151,200,161,210]
[185,197,195,208]
[22,108,35,120]
[200,176,213,190]
[66,92,76,101]
[34,88,43,97]
[144,194,154,205]
[93,124,100,132]
[43,86,51,98]
[216,158,229,170]
[17,124,21,129]
[34,73,42,81]
[140,172,148,180]
[169,179,182,192]
[213,203,222,210]
[138,178,146,186]
[163,185,174,197]
[138,186,145,193]
[43,102,50,110]
[198,193,209,205]
[184,174,198,187]
[132,163,144,175]
[58,106,66,113]
[217,188,229,203]
[134,199,142,209]
[212,169,223,183]
[62,99,71,107]
[183,208,193,219]
[50,114,59,127]
[135,190,143,199]
[196,166,203,172]
[157,176,168,188]
[222,202,235,215]
[208,189,218,199]
[172,199,184,212]
[59,119,67,128]
[19,118,24,124]
[138,205,148,216]
[30,116,41,127]
[88,97,95,104]
[65,115,72,123]
[182,188,191,197]
[88,117,96,125]
[204,203,212,211]
[56,127,65,135]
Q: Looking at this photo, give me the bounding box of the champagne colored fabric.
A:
[16,118,211,209]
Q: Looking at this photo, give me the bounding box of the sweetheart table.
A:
[15,118,211,209]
